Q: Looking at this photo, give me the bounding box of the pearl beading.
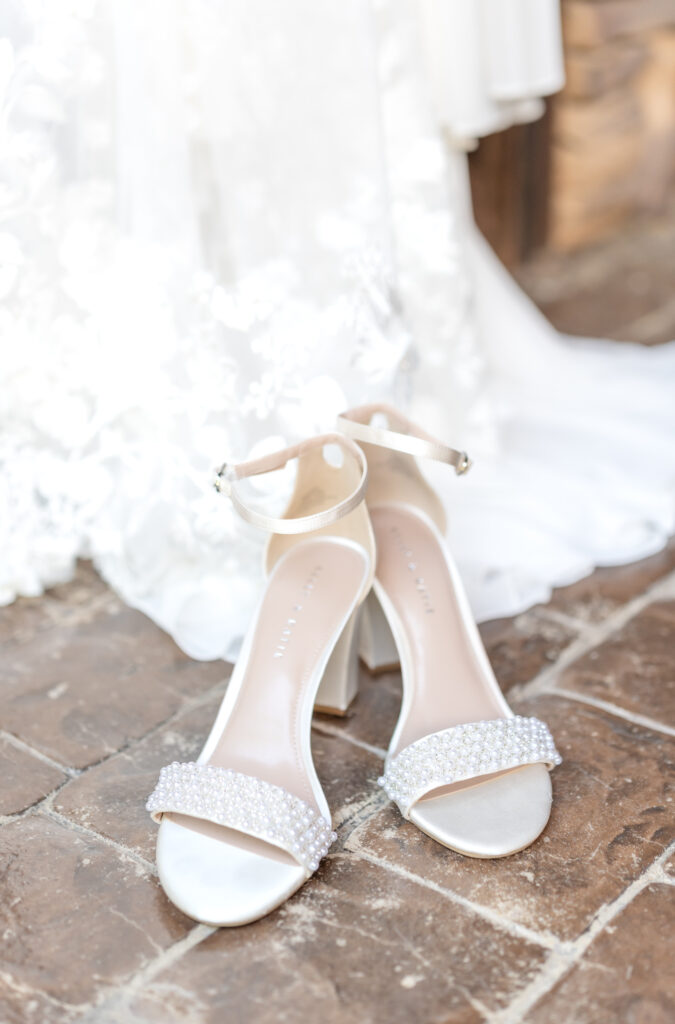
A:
[378,716,562,816]
[146,762,336,873]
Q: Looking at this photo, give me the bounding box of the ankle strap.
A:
[214,433,368,534]
[337,403,471,475]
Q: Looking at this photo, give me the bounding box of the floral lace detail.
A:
[1,1,446,655]
[4,3,663,658]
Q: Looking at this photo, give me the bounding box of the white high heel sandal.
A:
[337,404,562,858]
[147,433,374,925]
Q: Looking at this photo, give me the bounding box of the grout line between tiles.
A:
[43,806,157,876]
[0,968,86,1019]
[490,839,675,1024]
[650,860,675,885]
[0,773,75,827]
[80,923,217,1023]
[0,728,78,779]
[312,718,387,760]
[108,669,232,763]
[533,606,591,634]
[0,671,232,831]
[512,567,675,704]
[546,687,675,738]
[344,846,561,953]
[334,789,390,843]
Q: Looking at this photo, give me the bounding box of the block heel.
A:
[314,607,361,715]
[359,589,400,674]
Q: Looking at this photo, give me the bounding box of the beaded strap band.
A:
[378,717,562,817]
[147,763,336,873]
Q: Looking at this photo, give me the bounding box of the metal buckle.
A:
[213,462,232,495]
[456,452,471,475]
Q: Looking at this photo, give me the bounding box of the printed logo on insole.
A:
[388,524,435,614]
[273,564,324,658]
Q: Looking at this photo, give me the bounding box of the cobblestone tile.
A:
[517,214,675,347]
[0,987,75,1024]
[310,729,384,825]
[546,542,675,624]
[555,601,675,727]
[0,737,67,816]
[527,883,675,1023]
[54,692,379,863]
[53,697,222,862]
[0,815,191,1011]
[0,562,115,647]
[480,609,579,692]
[0,605,228,770]
[314,666,401,753]
[3,542,674,1023]
[345,695,674,942]
[536,269,675,345]
[127,856,547,1024]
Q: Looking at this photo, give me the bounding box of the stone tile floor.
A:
[1,545,674,1024]
[516,204,675,347]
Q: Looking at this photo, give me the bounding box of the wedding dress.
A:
[2,0,673,660]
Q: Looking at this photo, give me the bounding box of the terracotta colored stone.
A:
[0,815,191,1010]
[314,664,401,754]
[528,883,675,1023]
[564,38,646,99]
[53,696,223,861]
[538,248,674,336]
[519,216,675,343]
[55,692,381,862]
[310,727,385,827]
[480,609,579,692]
[125,856,547,1024]
[346,695,674,942]
[563,0,675,49]
[0,737,66,815]
[0,561,116,648]
[547,543,675,623]
[0,986,72,1024]
[556,601,675,726]
[555,86,642,146]
[4,550,675,1021]
[0,604,229,769]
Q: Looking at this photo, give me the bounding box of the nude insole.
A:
[166,538,367,853]
[371,506,504,757]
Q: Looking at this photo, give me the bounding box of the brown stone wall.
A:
[549,0,675,250]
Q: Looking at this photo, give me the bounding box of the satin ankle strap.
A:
[337,402,471,475]
[213,433,368,534]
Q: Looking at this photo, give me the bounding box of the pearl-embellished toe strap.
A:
[378,717,562,817]
[147,762,337,873]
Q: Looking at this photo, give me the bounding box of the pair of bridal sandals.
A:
[146,405,561,926]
